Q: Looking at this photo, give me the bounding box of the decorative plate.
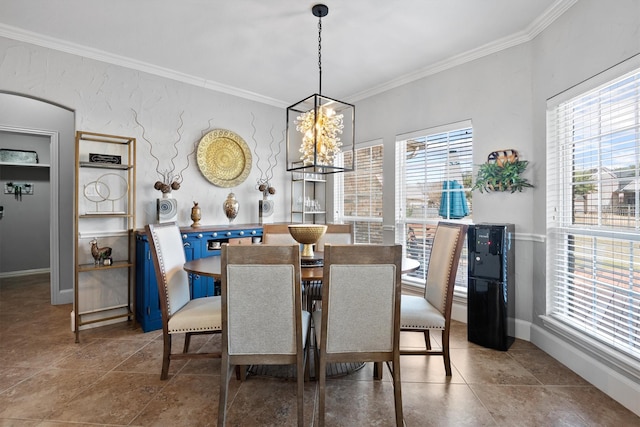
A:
[196,129,252,188]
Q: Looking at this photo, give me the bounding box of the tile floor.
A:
[0,273,638,426]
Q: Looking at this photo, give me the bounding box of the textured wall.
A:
[0,37,290,228]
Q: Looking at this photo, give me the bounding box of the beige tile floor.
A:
[1,273,638,426]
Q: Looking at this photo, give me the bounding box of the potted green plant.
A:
[472,152,533,193]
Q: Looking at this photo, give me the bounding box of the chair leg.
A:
[313,331,320,381]
[183,332,192,353]
[391,356,404,427]
[218,354,233,427]
[373,361,383,380]
[296,356,305,427]
[317,352,327,427]
[235,365,247,381]
[161,333,172,380]
[423,330,431,350]
[442,330,452,376]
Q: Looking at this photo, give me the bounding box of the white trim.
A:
[0,1,576,108]
[0,125,61,304]
[531,322,640,417]
[514,232,545,243]
[540,315,640,380]
[350,0,578,102]
[0,24,287,109]
[548,52,640,106]
[0,267,49,279]
[451,301,532,342]
[396,120,473,143]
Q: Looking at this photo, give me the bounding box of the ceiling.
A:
[0,0,575,107]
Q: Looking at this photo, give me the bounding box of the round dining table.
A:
[183,253,420,279]
[183,251,420,379]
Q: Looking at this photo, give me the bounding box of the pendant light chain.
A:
[318,16,322,95]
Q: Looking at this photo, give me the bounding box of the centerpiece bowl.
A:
[288,224,327,258]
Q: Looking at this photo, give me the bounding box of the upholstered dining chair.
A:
[218,244,311,427]
[314,223,353,252]
[400,222,468,376]
[305,223,353,311]
[145,222,222,380]
[313,244,404,427]
[261,223,298,245]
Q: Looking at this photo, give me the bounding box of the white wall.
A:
[356,41,537,323]
[354,0,640,414]
[0,132,51,273]
[0,37,290,228]
[0,0,638,413]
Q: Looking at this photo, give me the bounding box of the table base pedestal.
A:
[247,361,366,379]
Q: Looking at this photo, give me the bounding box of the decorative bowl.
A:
[288,224,327,257]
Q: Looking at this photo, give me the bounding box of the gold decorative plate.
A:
[197,129,252,188]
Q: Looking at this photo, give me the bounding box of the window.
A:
[334,143,384,243]
[546,61,640,368]
[395,122,473,292]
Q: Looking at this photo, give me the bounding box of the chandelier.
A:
[286,4,355,174]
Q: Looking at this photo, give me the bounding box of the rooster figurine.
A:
[90,238,112,265]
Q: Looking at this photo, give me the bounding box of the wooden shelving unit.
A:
[74,131,136,343]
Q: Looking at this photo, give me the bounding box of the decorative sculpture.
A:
[131,109,196,195]
[250,112,280,198]
[90,238,112,265]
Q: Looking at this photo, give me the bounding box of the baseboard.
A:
[0,268,49,278]
[450,302,531,342]
[530,323,640,417]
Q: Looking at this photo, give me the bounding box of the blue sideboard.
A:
[135,224,263,332]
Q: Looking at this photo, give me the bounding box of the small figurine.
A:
[90,238,113,265]
[191,201,202,227]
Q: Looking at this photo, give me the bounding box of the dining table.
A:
[183,252,420,280]
[183,251,420,379]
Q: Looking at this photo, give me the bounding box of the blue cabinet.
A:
[135,224,263,332]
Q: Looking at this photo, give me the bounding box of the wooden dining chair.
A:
[313,243,404,426]
[304,223,353,311]
[400,222,468,376]
[218,244,311,427]
[145,222,222,380]
[261,223,298,245]
[314,223,353,252]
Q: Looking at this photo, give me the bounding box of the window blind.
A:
[547,64,640,364]
[395,122,473,291]
[335,144,384,243]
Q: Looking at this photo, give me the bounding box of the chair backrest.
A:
[424,222,468,316]
[315,223,353,252]
[320,244,402,355]
[145,222,191,318]
[262,223,297,245]
[221,244,303,356]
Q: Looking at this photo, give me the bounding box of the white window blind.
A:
[546,63,640,366]
[335,144,384,243]
[395,122,473,291]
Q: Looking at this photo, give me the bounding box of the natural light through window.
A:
[546,62,640,367]
[395,122,473,292]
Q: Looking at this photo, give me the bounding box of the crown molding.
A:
[0,0,576,108]
[0,23,288,108]
[347,0,578,103]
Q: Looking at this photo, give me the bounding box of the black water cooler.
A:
[467,223,515,350]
